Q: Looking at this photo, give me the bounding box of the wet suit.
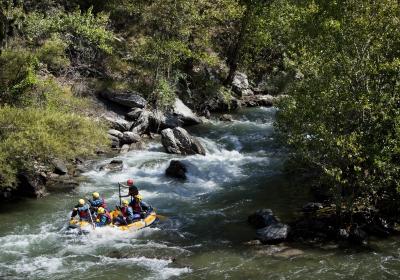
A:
[71,204,90,221]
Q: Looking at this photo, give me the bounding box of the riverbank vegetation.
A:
[1,0,400,231]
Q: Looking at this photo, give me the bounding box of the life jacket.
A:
[130,201,142,213]
[78,208,89,218]
[121,206,129,217]
[102,212,111,224]
[100,198,107,209]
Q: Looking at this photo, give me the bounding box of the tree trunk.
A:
[224,5,251,86]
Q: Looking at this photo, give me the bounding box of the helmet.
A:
[97,207,105,214]
[92,192,100,199]
[122,199,129,206]
[78,199,85,206]
[134,195,142,202]
[127,179,134,186]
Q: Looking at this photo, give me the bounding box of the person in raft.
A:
[130,194,152,218]
[115,199,138,225]
[120,178,139,203]
[95,207,112,227]
[88,192,108,213]
[70,199,90,221]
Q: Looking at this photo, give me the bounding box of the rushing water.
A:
[1,107,400,280]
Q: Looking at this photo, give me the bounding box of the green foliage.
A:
[0,105,109,187]
[36,35,70,72]
[274,0,400,213]
[149,77,177,110]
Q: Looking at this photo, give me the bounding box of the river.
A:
[0,107,399,279]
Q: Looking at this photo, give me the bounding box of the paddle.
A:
[156,214,168,221]
[87,208,96,230]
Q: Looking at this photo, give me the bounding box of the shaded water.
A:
[1,107,400,279]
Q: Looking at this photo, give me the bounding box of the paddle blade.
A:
[156,214,168,221]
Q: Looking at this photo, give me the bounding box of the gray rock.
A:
[52,159,68,175]
[108,129,123,139]
[104,116,132,132]
[126,108,144,121]
[232,72,250,96]
[99,160,123,172]
[120,144,130,154]
[302,202,323,213]
[256,223,290,244]
[108,134,120,148]
[166,160,187,179]
[171,98,202,126]
[241,94,276,107]
[46,175,79,192]
[161,127,206,155]
[248,209,280,229]
[219,114,233,122]
[17,172,47,198]
[130,109,151,135]
[121,131,141,144]
[101,90,147,108]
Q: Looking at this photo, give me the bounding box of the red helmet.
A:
[127,179,134,186]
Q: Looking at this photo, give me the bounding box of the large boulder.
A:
[108,129,123,139]
[16,172,47,198]
[165,160,187,179]
[121,131,141,144]
[101,90,147,109]
[241,94,275,107]
[52,159,68,175]
[256,224,291,244]
[161,127,206,155]
[104,116,132,132]
[171,98,202,126]
[129,109,151,135]
[232,72,253,96]
[248,209,280,229]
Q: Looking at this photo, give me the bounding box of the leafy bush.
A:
[36,35,70,72]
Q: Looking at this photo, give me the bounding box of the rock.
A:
[108,134,120,148]
[161,127,206,155]
[171,98,202,126]
[166,160,187,179]
[130,109,151,135]
[101,90,147,108]
[273,247,304,258]
[241,94,275,107]
[248,209,280,229]
[256,223,290,244]
[17,172,47,198]
[99,160,123,172]
[349,226,368,245]
[219,114,233,122]
[108,129,123,139]
[206,96,240,112]
[120,144,130,154]
[302,202,323,213]
[52,159,68,175]
[129,141,146,151]
[125,108,143,121]
[46,175,79,192]
[232,72,251,96]
[104,116,132,132]
[121,131,141,145]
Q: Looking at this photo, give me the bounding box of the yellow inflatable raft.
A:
[69,210,157,231]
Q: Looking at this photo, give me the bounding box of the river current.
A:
[0,107,400,279]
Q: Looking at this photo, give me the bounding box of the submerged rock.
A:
[256,223,290,244]
[219,114,233,122]
[161,127,206,155]
[166,160,187,179]
[99,160,123,172]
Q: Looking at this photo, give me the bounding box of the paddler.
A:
[115,199,139,225]
[70,199,91,221]
[88,192,108,213]
[130,194,152,218]
[120,178,139,204]
[95,207,111,227]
